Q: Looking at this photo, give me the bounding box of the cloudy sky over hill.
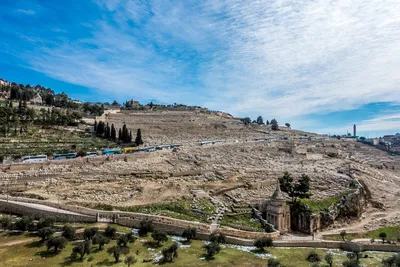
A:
[0,0,399,136]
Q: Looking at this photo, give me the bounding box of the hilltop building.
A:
[30,93,43,105]
[0,78,10,86]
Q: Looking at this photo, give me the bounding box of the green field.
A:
[220,213,265,232]
[0,126,115,159]
[92,199,216,224]
[299,190,356,212]
[0,225,395,267]
[323,226,400,242]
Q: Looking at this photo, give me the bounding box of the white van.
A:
[22,155,48,163]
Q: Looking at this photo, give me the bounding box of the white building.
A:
[0,78,10,86]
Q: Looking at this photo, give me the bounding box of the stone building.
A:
[263,180,291,234]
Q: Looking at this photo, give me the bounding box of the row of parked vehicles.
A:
[21,144,183,163]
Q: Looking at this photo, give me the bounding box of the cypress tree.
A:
[135,129,143,146]
[118,128,122,141]
[111,124,116,141]
[122,124,130,143]
[129,131,132,143]
[105,123,110,139]
[94,120,98,133]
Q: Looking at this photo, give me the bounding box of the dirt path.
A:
[0,237,38,247]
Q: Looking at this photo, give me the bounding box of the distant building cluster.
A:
[362,133,400,152]
[0,78,10,86]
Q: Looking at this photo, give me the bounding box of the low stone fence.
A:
[0,200,95,223]
[117,217,208,236]
[219,227,280,240]
[0,196,209,232]
[273,240,400,253]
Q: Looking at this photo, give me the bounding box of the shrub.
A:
[46,236,67,253]
[265,224,275,233]
[380,232,387,243]
[162,243,179,263]
[107,245,129,263]
[254,237,273,251]
[93,233,110,250]
[307,251,321,262]
[138,220,153,236]
[342,259,360,267]
[203,241,221,260]
[104,225,116,239]
[152,230,168,245]
[83,227,99,240]
[209,232,226,244]
[340,230,347,241]
[62,225,76,240]
[325,253,333,267]
[267,258,281,267]
[15,216,33,231]
[0,215,12,229]
[118,233,136,247]
[71,240,92,261]
[37,217,55,229]
[38,227,54,242]
[382,253,400,267]
[182,227,197,242]
[124,255,137,267]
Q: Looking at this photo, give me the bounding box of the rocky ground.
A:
[1,110,399,233]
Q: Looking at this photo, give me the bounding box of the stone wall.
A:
[0,200,96,223]
[306,153,324,160]
[117,217,208,236]
[274,240,400,253]
[219,227,280,240]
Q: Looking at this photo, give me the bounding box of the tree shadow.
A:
[60,257,81,267]
[26,232,38,238]
[250,248,268,254]
[143,241,161,249]
[25,241,44,248]
[96,258,115,266]
[7,231,24,237]
[34,250,59,258]
[200,253,215,261]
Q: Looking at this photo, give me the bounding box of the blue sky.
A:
[1,0,399,137]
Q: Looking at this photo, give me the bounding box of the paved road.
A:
[0,199,85,216]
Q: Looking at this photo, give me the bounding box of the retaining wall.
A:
[219,227,280,240]
[274,240,400,253]
[2,196,398,251]
[0,200,96,223]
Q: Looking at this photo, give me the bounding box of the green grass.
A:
[323,226,400,242]
[0,125,115,158]
[220,213,265,232]
[300,190,356,212]
[0,230,393,267]
[92,199,216,223]
[53,223,133,234]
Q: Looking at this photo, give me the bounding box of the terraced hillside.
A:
[98,110,306,145]
[1,127,399,233]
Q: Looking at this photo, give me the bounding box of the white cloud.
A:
[16,9,36,15]
[318,112,400,136]
[12,0,400,131]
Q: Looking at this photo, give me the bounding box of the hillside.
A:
[99,109,302,145]
[1,109,399,234]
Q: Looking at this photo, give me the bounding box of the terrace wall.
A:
[0,200,95,223]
